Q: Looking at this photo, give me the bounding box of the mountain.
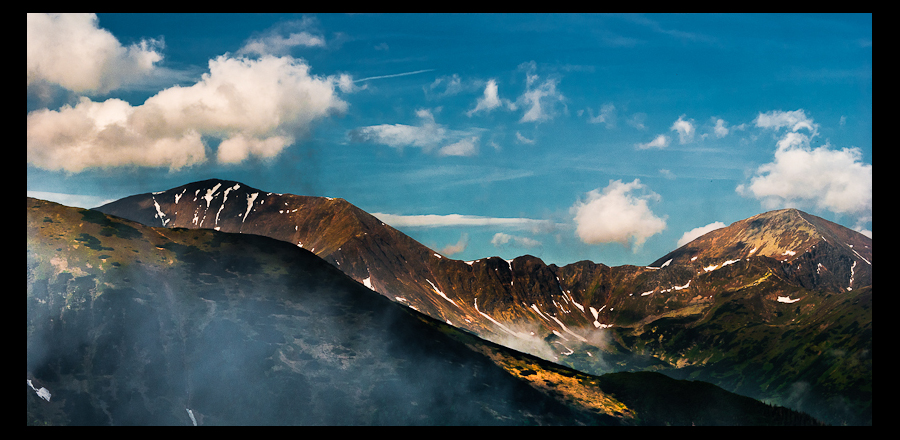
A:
[26,197,823,425]
[96,179,872,425]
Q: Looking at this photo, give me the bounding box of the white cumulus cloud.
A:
[27,54,348,172]
[27,13,164,95]
[677,221,726,247]
[570,179,667,250]
[738,109,871,226]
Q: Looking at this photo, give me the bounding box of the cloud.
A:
[517,61,566,123]
[635,134,670,150]
[570,179,667,250]
[467,79,515,116]
[349,109,484,156]
[439,233,469,256]
[491,232,542,249]
[27,13,164,95]
[349,109,446,152]
[738,109,871,225]
[585,103,616,128]
[713,118,729,138]
[754,109,818,134]
[237,18,326,56]
[737,141,872,220]
[438,137,479,157]
[670,114,695,144]
[27,54,348,172]
[677,221,726,247]
[515,132,535,144]
[372,213,551,231]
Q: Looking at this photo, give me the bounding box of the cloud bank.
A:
[738,110,871,227]
[27,13,164,95]
[570,179,667,250]
[27,54,348,172]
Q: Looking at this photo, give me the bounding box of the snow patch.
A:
[426,279,459,308]
[27,379,51,402]
[203,183,222,208]
[777,296,801,304]
[174,188,186,204]
[782,250,796,257]
[434,253,442,259]
[475,298,531,339]
[363,276,373,290]
[660,258,672,268]
[851,248,871,266]
[242,193,259,223]
[152,197,170,227]
[186,408,197,426]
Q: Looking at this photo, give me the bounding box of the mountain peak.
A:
[650,208,871,269]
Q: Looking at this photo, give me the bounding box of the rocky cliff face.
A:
[96,179,872,425]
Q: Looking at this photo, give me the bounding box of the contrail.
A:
[354,69,435,83]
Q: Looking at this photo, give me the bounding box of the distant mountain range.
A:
[94,178,871,424]
[27,197,823,425]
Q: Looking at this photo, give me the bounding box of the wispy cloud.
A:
[491,232,542,249]
[635,134,670,150]
[467,79,516,116]
[354,69,435,83]
[348,108,484,157]
[517,61,566,123]
[237,17,326,56]
[372,212,552,231]
[439,233,469,256]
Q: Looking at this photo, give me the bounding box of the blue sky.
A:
[27,13,872,267]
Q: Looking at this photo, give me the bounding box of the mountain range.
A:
[27,197,823,425]
[94,178,871,424]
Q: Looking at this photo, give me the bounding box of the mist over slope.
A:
[27,197,823,425]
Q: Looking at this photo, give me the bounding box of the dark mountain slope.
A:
[27,197,822,425]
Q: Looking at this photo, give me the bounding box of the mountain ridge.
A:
[27,196,825,425]
[95,178,872,425]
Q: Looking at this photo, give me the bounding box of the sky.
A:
[27,13,872,267]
